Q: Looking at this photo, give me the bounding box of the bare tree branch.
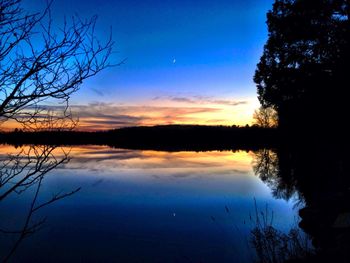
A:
[0,0,115,130]
[253,106,278,128]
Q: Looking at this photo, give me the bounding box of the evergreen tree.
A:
[254,0,349,133]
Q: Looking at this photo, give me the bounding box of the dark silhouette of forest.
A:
[0,125,279,151]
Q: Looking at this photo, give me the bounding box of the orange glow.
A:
[0,97,260,131]
[0,145,255,177]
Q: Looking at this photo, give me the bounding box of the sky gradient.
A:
[19,0,274,130]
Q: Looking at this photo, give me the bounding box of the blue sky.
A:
[22,0,274,129]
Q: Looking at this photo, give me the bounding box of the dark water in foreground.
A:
[0,145,303,262]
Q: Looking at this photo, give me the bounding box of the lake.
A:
[0,145,302,262]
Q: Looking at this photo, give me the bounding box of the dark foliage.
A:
[0,125,279,151]
[254,0,349,137]
[252,142,350,262]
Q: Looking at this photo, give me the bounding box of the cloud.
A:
[204,119,228,123]
[4,96,253,131]
[91,88,104,96]
[211,100,247,106]
[155,95,248,106]
[170,97,195,103]
[67,103,223,130]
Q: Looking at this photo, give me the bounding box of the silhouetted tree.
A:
[253,106,278,128]
[0,1,109,259]
[0,0,114,130]
[254,0,349,134]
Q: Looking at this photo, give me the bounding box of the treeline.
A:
[0,125,279,151]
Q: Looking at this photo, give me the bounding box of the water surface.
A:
[0,145,299,262]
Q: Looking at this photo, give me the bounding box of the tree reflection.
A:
[252,145,350,262]
[252,149,300,201]
[250,199,313,263]
[0,145,80,262]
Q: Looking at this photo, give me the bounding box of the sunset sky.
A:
[20,0,274,130]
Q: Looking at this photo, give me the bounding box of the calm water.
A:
[0,145,300,262]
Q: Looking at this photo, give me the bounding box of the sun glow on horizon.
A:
[2,0,272,132]
[0,96,259,131]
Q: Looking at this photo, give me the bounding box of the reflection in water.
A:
[0,146,80,262]
[251,150,313,262]
[0,145,300,262]
[250,200,313,263]
[252,146,350,262]
[252,149,300,202]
